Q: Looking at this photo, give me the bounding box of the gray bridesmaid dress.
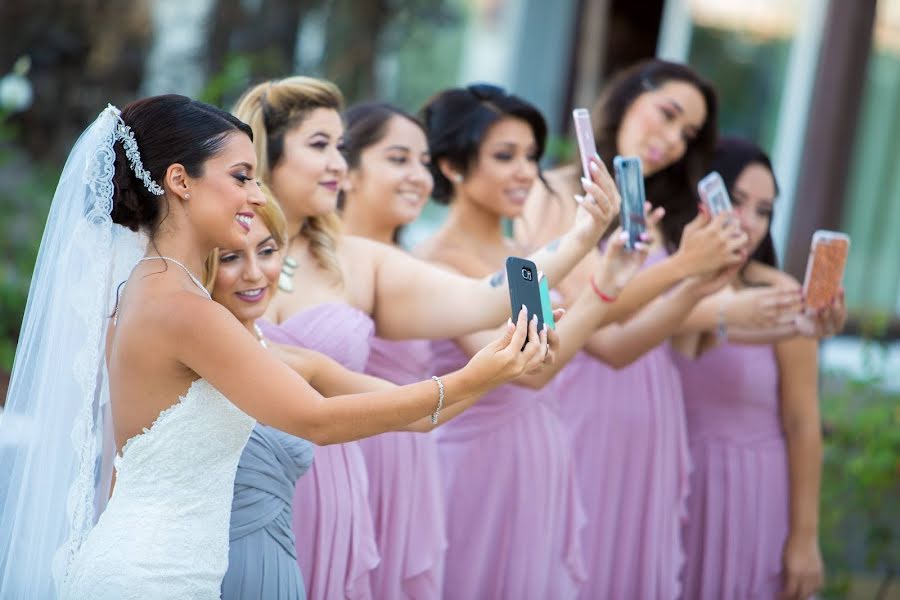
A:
[221,424,314,599]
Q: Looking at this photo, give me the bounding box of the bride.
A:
[0,95,548,599]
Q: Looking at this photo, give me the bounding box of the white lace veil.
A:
[0,105,145,597]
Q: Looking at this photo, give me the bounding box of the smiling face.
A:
[210,215,282,324]
[454,116,538,219]
[181,131,267,249]
[344,115,433,229]
[268,107,347,225]
[731,161,777,259]
[616,80,707,177]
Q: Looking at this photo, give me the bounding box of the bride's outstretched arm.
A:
[175,296,544,444]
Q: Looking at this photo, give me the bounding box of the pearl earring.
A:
[452,173,463,183]
[184,193,191,200]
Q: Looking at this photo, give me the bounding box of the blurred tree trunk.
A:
[208,0,308,82]
[1,0,153,161]
[321,0,390,102]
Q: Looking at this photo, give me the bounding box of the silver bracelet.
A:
[430,375,444,425]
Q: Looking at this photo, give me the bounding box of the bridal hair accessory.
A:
[106,104,166,196]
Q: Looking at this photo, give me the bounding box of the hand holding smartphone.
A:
[612,155,647,250]
[697,171,733,216]
[802,230,850,311]
[506,257,546,343]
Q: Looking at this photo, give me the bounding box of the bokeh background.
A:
[0,1,897,597]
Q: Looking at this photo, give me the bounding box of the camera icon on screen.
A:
[521,267,533,281]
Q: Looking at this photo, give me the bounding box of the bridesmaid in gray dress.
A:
[222,426,313,599]
[206,193,398,599]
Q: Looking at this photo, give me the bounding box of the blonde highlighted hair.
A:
[204,183,289,291]
[233,76,345,283]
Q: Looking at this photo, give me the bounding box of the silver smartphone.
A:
[612,155,647,250]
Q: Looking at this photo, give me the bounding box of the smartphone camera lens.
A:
[521,267,533,281]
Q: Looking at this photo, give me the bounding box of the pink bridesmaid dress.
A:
[359,338,446,599]
[430,338,587,600]
[259,303,380,600]
[553,249,691,600]
[673,342,789,599]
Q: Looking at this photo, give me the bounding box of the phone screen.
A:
[612,156,647,250]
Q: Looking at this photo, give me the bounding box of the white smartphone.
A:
[802,230,850,311]
[697,171,733,216]
[572,108,597,180]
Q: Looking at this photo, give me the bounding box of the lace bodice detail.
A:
[61,379,256,599]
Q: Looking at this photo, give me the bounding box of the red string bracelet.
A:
[590,277,617,303]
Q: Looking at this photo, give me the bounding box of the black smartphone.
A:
[505,256,545,342]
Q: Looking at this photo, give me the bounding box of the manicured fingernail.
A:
[574,194,584,204]
[593,151,601,161]
[619,231,629,241]
[589,161,600,173]
[639,232,650,241]
[521,304,527,313]
[581,177,592,188]
[542,323,548,333]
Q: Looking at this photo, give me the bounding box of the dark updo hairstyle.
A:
[421,83,548,203]
[111,94,253,236]
[710,137,779,268]
[592,59,718,252]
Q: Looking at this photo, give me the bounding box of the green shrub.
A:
[819,333,899,598]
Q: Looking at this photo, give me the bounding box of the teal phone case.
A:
[539,276,555,329]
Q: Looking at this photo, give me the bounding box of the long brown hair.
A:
[592,59,719,252]
[232,76,345,283]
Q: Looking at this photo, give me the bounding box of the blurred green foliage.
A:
[0,110,56,373]
[688,26,791,151]
[819,327,899,598]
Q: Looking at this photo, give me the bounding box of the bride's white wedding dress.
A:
[60,379,255,599]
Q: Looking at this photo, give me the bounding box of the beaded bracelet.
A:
[430,376,444,424]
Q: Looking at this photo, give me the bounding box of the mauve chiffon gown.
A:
[673,342,789,599]
[359,338,446,599]
[429,338,587,600]
[553,249,692,600]
[259,303,380,600]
